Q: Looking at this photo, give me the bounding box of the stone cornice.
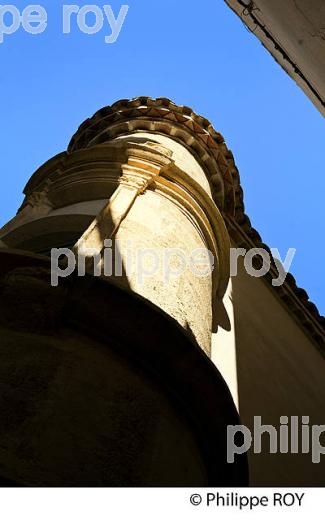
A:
[67,96,324,352]
[68,97,232,212]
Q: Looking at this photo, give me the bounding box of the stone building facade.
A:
[0,97,324,486]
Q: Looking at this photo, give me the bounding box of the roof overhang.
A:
[224,0,325,116]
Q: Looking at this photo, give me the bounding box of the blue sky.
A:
[0,0,324,313]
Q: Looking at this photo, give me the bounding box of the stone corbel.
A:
[73,141,175,259]
[0,180,53,241]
